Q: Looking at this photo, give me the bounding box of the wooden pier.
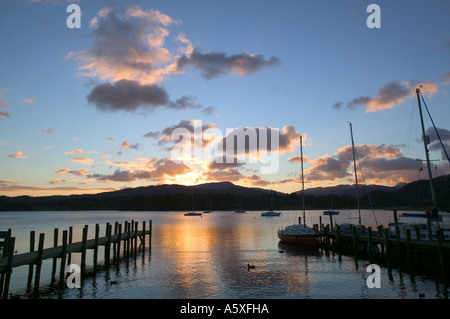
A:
[312,211,450,282]
[0,220,152,299]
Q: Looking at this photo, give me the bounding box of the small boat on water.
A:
[323,210,340,216]
[203,211,212,214]
[261,211,281,217]
[277,224,319,246]
[261,190,281,217]
[185,193,202,216]
[184,212,202,216]
[235,209,245,214]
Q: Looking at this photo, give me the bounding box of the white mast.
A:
[349,122,361,226]
[300,135,306,226]
[416,88,437,208]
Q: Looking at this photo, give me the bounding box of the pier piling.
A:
[0,219,152,298]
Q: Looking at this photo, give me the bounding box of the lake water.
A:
[1,209,449,302]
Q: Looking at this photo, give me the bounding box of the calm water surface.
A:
[1,209,449,299]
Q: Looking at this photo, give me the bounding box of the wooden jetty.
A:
[0,220,152,299]
[312,211,450,282]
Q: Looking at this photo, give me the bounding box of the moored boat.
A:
[323,210,340,216]
[277,224,319,246]
[261,211,281,217]
[184,212,202,216]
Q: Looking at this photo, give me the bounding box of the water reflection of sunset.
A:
[156,213,316,297]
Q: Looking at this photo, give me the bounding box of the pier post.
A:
[134,221,138,255]
[368,227,373,263]
[329,214,334,232]
[81,226,88,274]
[59,230,68,287]
[149,220,152,251]
[67,226,73,265]
[352,226,358,259]
[51,228,59,282]
[383,228,391,269]
[94,224,100,272]
[405,228,412,269]
[437,231,446,283]
[105,223,112,265]
[26,230,35,293]
[426,216,433,241]
[393,210,400,251]
[142,221,146,250]
[116,223,122,259]
[34,233,45,296]
[2,237,15,299]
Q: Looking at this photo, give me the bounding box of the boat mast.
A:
[300,135,306,226]
[416,88,437,208]
[349,122,361,226]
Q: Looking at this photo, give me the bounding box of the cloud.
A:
[220,125,301,157]
[176,48,281,79]
[143,131,160,139]
[38,128,55,135]
[71,157,93,165]
[440,72,450,85]
[304,143,450,186]
[87,79,169,112]
[157,119,219,149]
[20,97,36,104]
[90,158,190,182]
[0,111,9,119]
[335,80,438,112]
[8,151,28,159]
[0,88,10,119]
[69,5,188,85]
[426,127,450,161]
[86,79,202,113]
[121,140,140,150]
[54,168,88,176]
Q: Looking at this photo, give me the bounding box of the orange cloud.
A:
[71,157,93,165]
[8,151,28,159]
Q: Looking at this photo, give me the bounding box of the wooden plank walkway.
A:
[0,230,150,273]
[0,220,152,299]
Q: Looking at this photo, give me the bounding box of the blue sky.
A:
[1,0,450,197]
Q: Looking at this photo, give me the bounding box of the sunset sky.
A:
[1,0,450,197]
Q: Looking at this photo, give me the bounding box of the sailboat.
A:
[389,87,450,240]
[261,191,282,216]
[277,136,319,246]
[184,193,202,216]
[337,122,363,233]
[235,198,246,214]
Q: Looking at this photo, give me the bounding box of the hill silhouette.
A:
[0,175,449,212]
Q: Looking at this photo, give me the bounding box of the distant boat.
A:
[323,210,340,216]
[235,199,245,213]
[261,211,281,217]
[277,136,318,246]
[203,211,212,214]
[185,193,202,216]
[184,212,202,216]
[261,190,281,217]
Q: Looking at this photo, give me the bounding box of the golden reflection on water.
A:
[155,213,315,298]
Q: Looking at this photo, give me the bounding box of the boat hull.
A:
[277,233,319,246]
